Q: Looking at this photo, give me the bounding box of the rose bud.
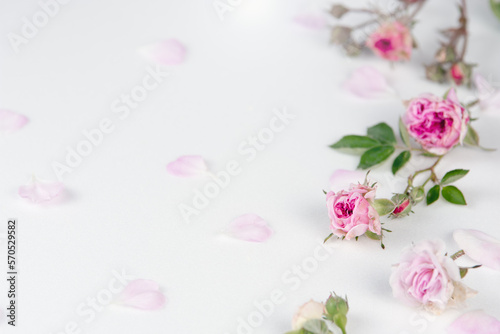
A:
[435,46,455,63]
[425,64,447,83]
[291,300,326,330]
[366,21,413,61]
[391,196,411,218]
[325,293,349,334]
[450,62,473,86]
[330,26,352,45]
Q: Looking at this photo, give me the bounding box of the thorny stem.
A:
[404,155,443,194]
[457,0,468,61]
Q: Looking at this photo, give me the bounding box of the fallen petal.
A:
[0,109,29,133]
[18,177,64,203]
[293,14,327,30]
[329,169,366,192]
[166,155,208,177]
[453,229,500,271]
[447,310,500,334]
[138,39,186,66]
[226,214,273,242]
[119,279,166,310]
[343,66,395,99]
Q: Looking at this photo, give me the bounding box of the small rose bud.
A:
[325,293,349,317]
[291,300,325,330]
[393,198,411,217]
[410,186,425,204]
[425,64,446,83]
[450,62,474,86]
[330,4,349,19]
[330,26,352,45]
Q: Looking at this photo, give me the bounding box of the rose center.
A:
[334,199,356,218]
[374,38,393,52]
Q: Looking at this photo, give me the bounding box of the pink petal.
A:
[226,214,273,242]
[293,14,327,30]
[453,229,500,271]
[0,109,28,132]
[18,177,64,203]
[138,39,186,66]
[447,310,500,334]
[329,169,366,192]
[166,155,208,177]
[446,88,460,105]
[343,66,395,99]
[119,279,166,310]
[474,74,500,110]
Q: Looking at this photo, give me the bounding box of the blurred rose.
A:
[366,21,412,61]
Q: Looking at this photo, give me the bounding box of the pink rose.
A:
[326,183,381,240]
[366,21,412,61]
[390,240,476,314]
[403,89,469,155]
[291,300,326,330]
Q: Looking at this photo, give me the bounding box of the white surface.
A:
[1,0,500,333]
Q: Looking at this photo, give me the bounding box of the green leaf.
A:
[426,185,440,205]
[442,185,467,205]
[491,0,500,20]
[373,198,396,216]
[421,152,440,157]
[441,169,469,185]
[399,117,411,147]
[410,186,425,204]
[303,319,330,334]
[365,230,382,240]
[358,145,396,169]
[392,150,411,175]
[330,135,380,149]
[367,123,397,144]
[459,267,468,279]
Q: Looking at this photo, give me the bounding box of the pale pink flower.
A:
[366,21,412,61]
[326,183,380,240]
[390,240,476,314]
[403,89,469,155]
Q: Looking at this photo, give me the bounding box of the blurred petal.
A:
[453,229,500,271]
[293,14,327,29]
[166,155,207,177]
[119,279,166,310]
[474,74,500,111]
[343,66,395,99]
[226,214,272,242]
[329,169,366,192]
[446,88,460,105]
[138,39,186,66]
[18,177,63,203]
[0,109,28,132]
[447,310,500,334]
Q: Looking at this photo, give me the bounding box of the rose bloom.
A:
[326,183,381,240]
[291,300,325,330]
[366,21,412,61]
[390,240,476,314]
[403,90,469,155]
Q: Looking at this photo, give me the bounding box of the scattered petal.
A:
[453,229,500,271]
[447,310,500,334]
[166,155,208,177]
[0,109,28,133]
[293,14,327,30]
[329,169,367,192]
[118,279,166,310]
[18,176,64,203]
[138,39,186,66]
[446,87,460,105]
[226,214,273,242]
[474,74,500,111]
[343,66,396,99]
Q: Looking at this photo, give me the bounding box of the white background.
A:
[1,0,500,333]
